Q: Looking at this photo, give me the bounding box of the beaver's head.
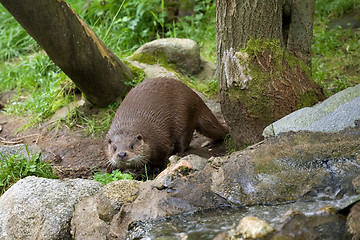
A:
[105,132,151,170]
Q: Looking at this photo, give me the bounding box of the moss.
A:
[228,38,321,123]
[244,39,283,60]
[123,60,146,86]
[228,66,273,122]
[129,51,177,72]
[129,52,218,98]
[297,90,319,108]
[227,39,283,122]
[283,50,313,83]
[224,133,238,154]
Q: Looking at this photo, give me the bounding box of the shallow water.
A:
[127,195,359,240]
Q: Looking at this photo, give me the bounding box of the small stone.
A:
[152,159,193,189]
[201,140,210,147]
[213,232,230,240]
[169,155,181,165]
[96,180,141,222]
[315,206,338,215]
[236,216,274,239]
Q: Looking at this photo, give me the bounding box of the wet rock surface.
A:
[212,129,360,205]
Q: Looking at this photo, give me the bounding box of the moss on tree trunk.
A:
[217,0,324,148]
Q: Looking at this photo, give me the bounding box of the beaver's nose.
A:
[118,152,127,159]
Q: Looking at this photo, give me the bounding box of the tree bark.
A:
[0,0,133,107]
[216,0,324,147]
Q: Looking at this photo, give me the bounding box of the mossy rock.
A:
[129,38,202,75]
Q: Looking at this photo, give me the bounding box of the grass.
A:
[0,8,39,61]
[312,0,360,96]
[68,0,216,59]
[61,101,120,136]
[93,169,133,185]
[0,145,58,195]
[0,53,77,129]
[312,26,360,96]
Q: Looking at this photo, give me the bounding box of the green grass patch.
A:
[0,5,39,62]
[0,53,77,128]
[0,145,58,195]
[57,101,120,136]
[312,0,360,97]
[315,0,360,20]
[93,169,133,185]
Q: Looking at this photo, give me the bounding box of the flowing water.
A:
[127,194,359,240]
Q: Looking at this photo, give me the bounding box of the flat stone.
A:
[263,84,360,137]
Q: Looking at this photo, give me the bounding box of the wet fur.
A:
[105,77,228,170]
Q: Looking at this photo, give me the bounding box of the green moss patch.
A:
[129,51,177,72]
[229,38,322,123]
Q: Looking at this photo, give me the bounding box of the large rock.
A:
[347,202,360,239]
[0,176,103,240]
[212,130,360,205]
[129,38,202,75]
[71,179,142,240]
[263,84,360,137]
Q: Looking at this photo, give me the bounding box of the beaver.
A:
[104,77,228,171]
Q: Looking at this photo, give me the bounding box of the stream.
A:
[127,194,359,240]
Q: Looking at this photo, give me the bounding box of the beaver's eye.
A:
[113,146,117,151]
[129,145,133,149]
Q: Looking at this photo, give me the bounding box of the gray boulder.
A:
[129,38,202,75]
[263,84,360,137]
[71,179,142,240]
[0,176,103,240]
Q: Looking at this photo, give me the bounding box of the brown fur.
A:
[104,77,228,170]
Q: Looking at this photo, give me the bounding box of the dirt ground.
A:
[0,104,228,180]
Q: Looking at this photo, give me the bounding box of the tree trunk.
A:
[216,0,325,147]
[0,0,133,107]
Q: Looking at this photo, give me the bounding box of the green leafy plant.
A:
[0,145,58,195]
[93,169,133,185]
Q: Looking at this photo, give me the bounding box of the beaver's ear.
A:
[136,134,143,140]
[108,138,112,144]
